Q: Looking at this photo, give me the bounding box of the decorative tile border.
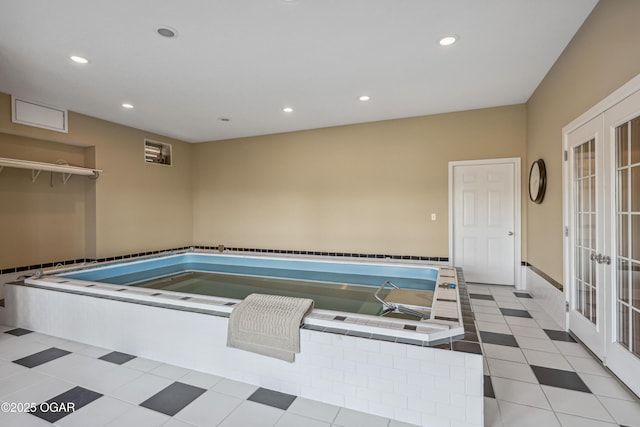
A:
[195,245,449,263]
[1,245,448,275]
[0,246,193,275]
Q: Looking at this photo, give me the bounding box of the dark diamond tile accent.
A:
[428,337,452,348]
[248,387,297,410]
[464,323,477,334]
[13,347,71,368]
[99,351,137,365]
[435,316,459,322]
[484,375,495,398]
[430,342,452,350]
[499,308,532,318]
[31,386,102,423]
[5,328,33,336]
[403,325,417,331]
[469,294,494,301]
[140,382,206,416]
[464,331,479,342]
[480,331,519,348]
[334,316,347,321]
[452,341,482,354]
[514,292,533,298]
[531,365,591,393]
[544,329,576,342]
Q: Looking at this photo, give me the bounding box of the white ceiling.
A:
[0,0,598,143]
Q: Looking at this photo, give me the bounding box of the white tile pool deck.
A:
[0,284,638,427]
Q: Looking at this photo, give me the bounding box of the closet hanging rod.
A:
[0,157,101,180]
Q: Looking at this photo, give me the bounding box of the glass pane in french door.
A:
[616,117,640,357]
[574,138,597,324]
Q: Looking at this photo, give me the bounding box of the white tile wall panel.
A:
[525,267,566,329]
[4,284,483,427]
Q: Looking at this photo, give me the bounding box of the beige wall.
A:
[0,133,87,269]
[0,93,193,268]
[1,96,526,269]
[526,0,640,283]
[193,105,526,257]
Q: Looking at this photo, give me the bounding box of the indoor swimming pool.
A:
[53,253,439,316]
[2,250,478,426]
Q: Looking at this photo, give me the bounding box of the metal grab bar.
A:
[374,280,431,320]
[374,280,399,310]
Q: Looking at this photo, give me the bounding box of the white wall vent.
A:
[11,96,68,133]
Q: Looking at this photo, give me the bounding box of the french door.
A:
[566,86,640,396]
[567,116,607,360]
[602,91,640,395]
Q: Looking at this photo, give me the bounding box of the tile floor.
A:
[468,283,640,427]
[0,284,639,426]
[0,325,414,427]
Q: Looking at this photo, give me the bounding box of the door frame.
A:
[448,157,522,288]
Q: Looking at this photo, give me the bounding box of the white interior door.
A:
[450,159,520,286]
[567,116,607,360]
[602,89,640,395]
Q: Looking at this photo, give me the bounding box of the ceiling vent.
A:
[11,96,68,133]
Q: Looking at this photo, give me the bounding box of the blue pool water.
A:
[58,254,438,315]
[62,254,437,290]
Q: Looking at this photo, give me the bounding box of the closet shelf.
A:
[0,157,101,184]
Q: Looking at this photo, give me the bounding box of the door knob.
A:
[590,253,612,265]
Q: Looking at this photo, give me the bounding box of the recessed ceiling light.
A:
[359,95,371,102]
[70,55,89,64]
[282,107,293,113]
[157,27,177,38]
[122,103,134,109]
[439,35,458,47]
